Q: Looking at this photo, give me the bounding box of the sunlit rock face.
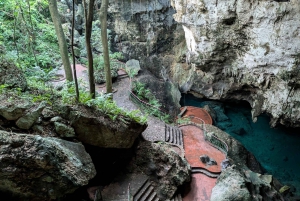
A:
[169,0,300,127]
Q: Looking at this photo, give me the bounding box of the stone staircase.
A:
[165,124,183,146]
[133,179,182,201]
[133,180,159,201]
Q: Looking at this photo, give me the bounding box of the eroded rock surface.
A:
[0,130,96,200]
[57,0,300,127]
[206,125,291,200]
[131,141,191,200]
[211,166,285,201]
[169,0,300,127]
[68,105,147,148]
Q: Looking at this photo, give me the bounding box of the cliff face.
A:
[109,0,300,127]
[168,0,300,127]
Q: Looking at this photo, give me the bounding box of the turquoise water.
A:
[181,93,300,195]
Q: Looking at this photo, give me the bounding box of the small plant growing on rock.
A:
[131,81,171,123]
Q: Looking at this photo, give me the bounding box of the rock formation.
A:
[99,140,191,200]
[169,0,300,127]
[0,57,27,91]
[0,130,96,200]
[103,0,300,127]
[206,124,286,201]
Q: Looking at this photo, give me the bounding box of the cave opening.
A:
[180,92,300,196]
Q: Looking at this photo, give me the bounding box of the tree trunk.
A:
[72,0,80,102]
[84,0,96,98]
[48,0,73,81]
[99,0,112,94]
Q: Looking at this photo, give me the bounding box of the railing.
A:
[205,132,228,155]
[129,90,168,115]
[177,116,228,156]
[176,116,207,131]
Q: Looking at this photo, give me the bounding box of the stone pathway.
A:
[52,65,227,201]
[177,107,227,201]
[52,64,167,142]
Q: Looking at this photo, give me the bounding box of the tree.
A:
[48,0,73,81]
[99,0,112,94]
[71,0,79,101]
[83,0,96,98]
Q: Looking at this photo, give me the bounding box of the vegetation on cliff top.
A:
[0,0,147,125]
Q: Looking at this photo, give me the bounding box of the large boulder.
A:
[0,131,96,200]
[131,141,191,200]
[206,125,286,200]
[64,105,147,148]
[0,97,32,121]
[211,166,252,201]
[0,57,27,91]
[211,166,285,201]
[99,141,191,200]
[16,101,47,130]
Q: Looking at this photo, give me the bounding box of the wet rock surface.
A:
[0,130,96,200]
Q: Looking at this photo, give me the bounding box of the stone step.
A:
[138,185,154,201]
[165,124,170,142]
[165,125,184,147]
[178,129,183,146]
[170,193,182,201]
[175,128,180,145]
[172,127,177,144]
[153,197,160,201]
[134,180,151,201]
[147,190,158,201]
[169,126,173,143]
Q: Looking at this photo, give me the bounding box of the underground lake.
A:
[181,93,300,196]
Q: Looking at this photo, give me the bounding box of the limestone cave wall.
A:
[109,0,300,127]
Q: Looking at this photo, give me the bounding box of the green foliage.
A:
[91,53,124,84]
[132,81,170,123]
[57,81,147,124]
[0,84,8,94]
[110,52,124,60]
[0,0,60,70]
[0,1,147,125]
[125,67,139,79]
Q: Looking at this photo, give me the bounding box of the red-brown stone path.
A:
[180,125,226,173]
[179,106,213,125]
[178,107,226,201]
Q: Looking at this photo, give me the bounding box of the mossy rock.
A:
[0,57,27,91]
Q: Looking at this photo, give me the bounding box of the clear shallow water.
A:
[181,93,300,195]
